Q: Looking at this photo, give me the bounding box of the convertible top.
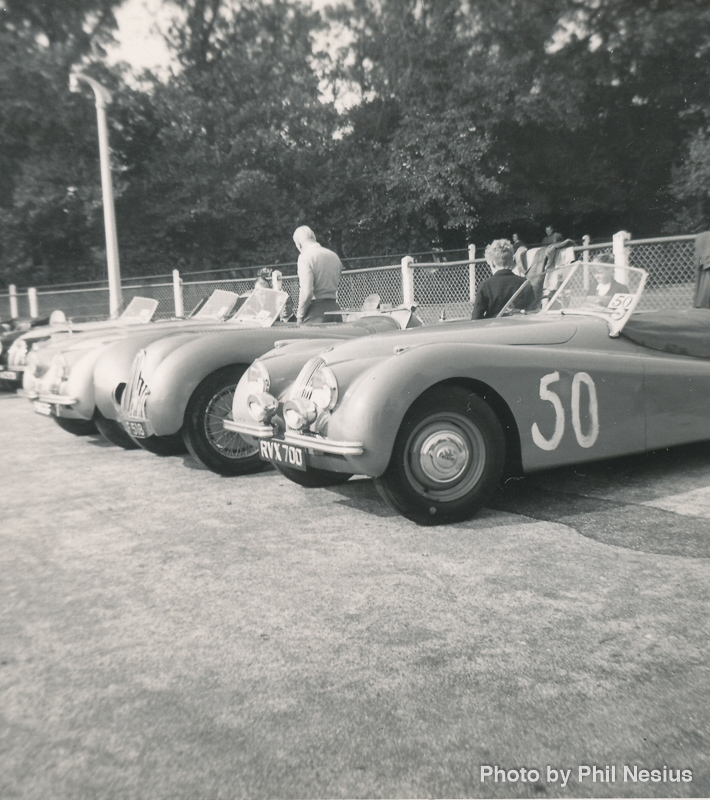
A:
[621,309,710,358]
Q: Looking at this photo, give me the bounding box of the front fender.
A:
[326,338,644,476]
[142,330,281,436]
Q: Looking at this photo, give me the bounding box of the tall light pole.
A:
[71,73,123,318]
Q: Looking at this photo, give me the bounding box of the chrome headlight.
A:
[283,397,317,431]
[25,351,39,377]
[8,339,28,366]
[245,360,271,394]
[47,353,69,393]
[51,353,69,380]
[247,392,278,423]
[309,367,338,412]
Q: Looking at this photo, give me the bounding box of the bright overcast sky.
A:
[107,0,174,75]
[108,0,335,77]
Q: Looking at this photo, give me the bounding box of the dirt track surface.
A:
[1,393,709,799]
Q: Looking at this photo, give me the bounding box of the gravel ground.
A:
[1,393,709,799]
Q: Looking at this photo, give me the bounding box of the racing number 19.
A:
[532,371,599,451]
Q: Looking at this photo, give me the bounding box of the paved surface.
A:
[1,393,709,799]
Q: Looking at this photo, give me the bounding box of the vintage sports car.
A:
[0,316,52,390]
[116,290,422,474]
[23,289,241,440]
[4,296,161,391]
[225,260,706,525]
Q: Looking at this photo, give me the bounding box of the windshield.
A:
[498,260,647,336]
[228,288,288,327]
[191,289,240,320]
[118,297,159,323]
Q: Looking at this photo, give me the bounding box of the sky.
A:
[107,0,174,75]
[107,0,336,77]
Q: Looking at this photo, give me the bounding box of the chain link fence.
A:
[1,236,701,323]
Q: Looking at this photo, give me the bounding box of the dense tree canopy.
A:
[1,0,709,285]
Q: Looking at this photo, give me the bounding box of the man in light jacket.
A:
[293,226,343,324]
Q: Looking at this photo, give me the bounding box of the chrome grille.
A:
[289,356,325,401]
[123,350,150,419]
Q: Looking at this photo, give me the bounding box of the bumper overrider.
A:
[224,389,364,476]
[224,414,364,455]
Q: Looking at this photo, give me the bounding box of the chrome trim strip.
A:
[38,394,77,405]
[280,430,363,456]
[223,419,273,437]
[224,419,364,455]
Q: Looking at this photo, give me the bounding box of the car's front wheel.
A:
[375,387,505,525]
[182,368,266,476]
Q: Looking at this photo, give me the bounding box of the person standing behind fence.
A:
[542,225,563,245]
[254,268,272,289]
[512,233,529,275]
[293,226,343,324]
[472,239,534,319]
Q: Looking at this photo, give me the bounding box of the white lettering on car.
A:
[532,371,565,451]
[571,371,599,448]
[532,371,600,451]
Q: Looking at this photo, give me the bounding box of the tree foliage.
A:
[1,0,710,285]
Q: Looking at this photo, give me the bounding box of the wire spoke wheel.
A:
[183,368,268,476]
[203,385,257,460]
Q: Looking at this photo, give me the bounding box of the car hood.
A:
[319,314,581,367]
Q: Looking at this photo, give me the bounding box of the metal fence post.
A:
[468,244,477,301]
[401,256,414,306]
[173,269,184,317]
[613,230,631,283]
[28,288,39,318]
[9,284,18,318]
[582,234,591,291]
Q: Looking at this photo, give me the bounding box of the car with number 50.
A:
[227,260,710,524]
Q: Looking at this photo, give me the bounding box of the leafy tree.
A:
[115,0,341,272]
[0,0,123,286]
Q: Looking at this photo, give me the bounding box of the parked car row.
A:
[7,260,710,525]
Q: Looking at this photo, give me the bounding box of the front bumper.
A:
[37,393,77,406]
[224,417,364,456]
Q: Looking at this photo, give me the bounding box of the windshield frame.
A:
[498,261,648,337]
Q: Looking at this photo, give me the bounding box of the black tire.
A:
[374,386,505,525]
[135,432,188,457]
[182,368,266,476]
[274,463,353,487]
[93,409,140,450]
[53,415,97,436]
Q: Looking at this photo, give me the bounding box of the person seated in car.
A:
[472,239,536,319]
[589,255,629,305]
[271,270,296,322]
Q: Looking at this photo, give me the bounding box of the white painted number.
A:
[571,372,599,448]
[532,371,599,451]
[531,371,565,451]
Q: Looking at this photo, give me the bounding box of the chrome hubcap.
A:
[406,413,486,500]
[418,430,470,484]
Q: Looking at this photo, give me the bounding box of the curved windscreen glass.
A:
[230,288,288,327]
[498,260,647,336]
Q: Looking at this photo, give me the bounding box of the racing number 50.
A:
[531,371,599,451]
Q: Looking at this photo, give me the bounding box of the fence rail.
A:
[0,234,701,324]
